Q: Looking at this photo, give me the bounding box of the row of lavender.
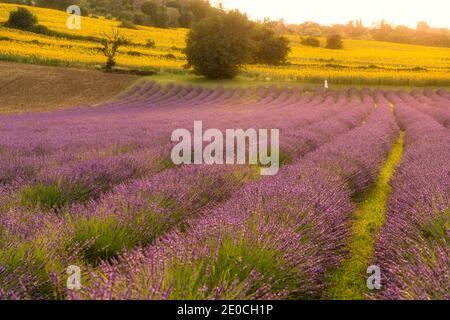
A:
[63,89,372,265]
[1,89,369,218]
[1,86,448,299]
[0,84,353,193]
[397,90,450,128]
[373,92,449,300]
[0,85,339,208]
[68,93,400,300]
[0,97,371,298]
[0,86,373,298]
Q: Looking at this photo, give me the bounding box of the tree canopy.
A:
[185,10,255,79]
[185,10,291,79]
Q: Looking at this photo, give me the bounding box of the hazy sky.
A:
[219,0,450,28]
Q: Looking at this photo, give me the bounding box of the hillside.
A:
[0,61,138,114]
[1,3,450,86]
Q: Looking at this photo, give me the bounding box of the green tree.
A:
[178,10,194,28]
[326,34,344,49]
[100,28,127,70]
[35,0,74,10]
[141,1,169,28]
[301,36,321,47]
[141,1,158,16]
[167,0,182,9]
[167,7,181,27]
[252,26,290,65]
[5,7,37,30]
[185,10,255,79]
[152,9,169,28]
[187,0,213,21]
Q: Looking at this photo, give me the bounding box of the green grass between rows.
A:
[327,132,405,300]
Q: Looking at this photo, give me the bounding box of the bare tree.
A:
[100,28,127,71]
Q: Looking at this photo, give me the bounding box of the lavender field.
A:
[0,82,449,300]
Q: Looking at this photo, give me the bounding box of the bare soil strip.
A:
[0,61,139,114]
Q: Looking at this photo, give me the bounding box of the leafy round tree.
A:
[187,0,213,21]
[185,10,255,79]
[142,2,169,28]
[35,0,74,10]
[141,1,158,16]
[5,7,37,30]
[252,26,290,65]
[301,36,321,47]
[326,34,344,49]
[178,11,194,28]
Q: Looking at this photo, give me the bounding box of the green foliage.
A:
[20,182,92,211]
[100,28,127,70]
[326,34,344,49]
[145,38,156,48]
[0,240,64,299]
[301,36,321,47]
[30,24,52,35]
[140,0,216,28]
[164,53,176,60]
[187,0,213,21]
[5,7,37,30]
[71,216,132,265]
[252,25,291,65]
[167,0,182,9]
[185,11,256,79]
[8,0,217,30]
[71,203,174,265]
[185,10,291,78]
[328,133,404,300]
[131,12,146,26]
[119,19,137,30]
[420,210,450,245]
[167,7,181,28]
[14,0,450,47]
[141,1,169,28]
[141,1,158,16]
[178,10,194,28]
[1,0,34,5]
[3,7,71,39]
[163,234,295,299]
[279,149,292,166]
[35,0,74,10]
[20,184,64,210]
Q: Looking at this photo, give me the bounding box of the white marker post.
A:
[324,79,329,89]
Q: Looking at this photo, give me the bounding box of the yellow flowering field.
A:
[0,3,188,47]
[1,3,449,85]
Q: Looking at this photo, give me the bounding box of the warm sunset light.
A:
[0,0,449,305]
[220,0,450,28]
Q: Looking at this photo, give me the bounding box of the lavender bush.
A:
[1,83,449,300]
